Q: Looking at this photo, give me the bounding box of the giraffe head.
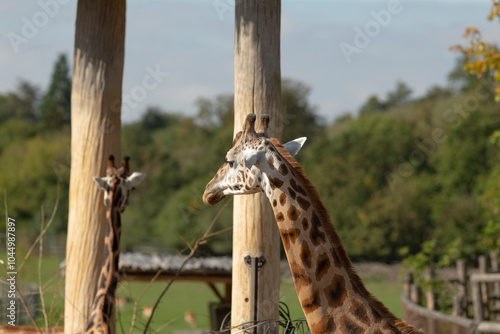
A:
[94,155,146,212]
[203,114,306,205]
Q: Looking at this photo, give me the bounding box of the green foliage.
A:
[359,80,413,115]
[477,129,500,252]
[2,53,500,262]
[281,78,324,142]
[301,114,433,260]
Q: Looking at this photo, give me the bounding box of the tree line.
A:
[1,53,499,262]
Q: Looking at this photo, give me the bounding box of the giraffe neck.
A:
[86,203,121,334]
[261,139,417,334]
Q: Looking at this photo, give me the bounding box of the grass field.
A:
[114,275,403,333]
[2,251,403,333]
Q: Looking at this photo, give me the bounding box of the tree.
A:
[359,95,385,115]
[0,80,41,121]
[450,1,500,100]
[64,1,125,333]
[39,54,71,126]
[385,80,413,108]
[281,78,323,141]
[447,56,483,92]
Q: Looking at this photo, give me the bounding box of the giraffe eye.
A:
[225,159,234,168]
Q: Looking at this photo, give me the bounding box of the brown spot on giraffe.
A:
[350,299,370,326]
[300,241,312,268]
[276,212,285,223]
[290,178,306,195]
[287,205,300,221]
[278,163,289,175]
[325,275,347,308]
[279,192,287,206]
[288,187,297,199]
[297,196,311,211]
[269,177,284,189]
[315,252,330,281]
[341,318,363,334]
[281,228,301,251]
[310,212,326,246]
[309,317,336,334]
[301,290,321,314]
[272,199,278,207]
[301,217,309,231]
[289,262,311,292]
[267,155,274,168]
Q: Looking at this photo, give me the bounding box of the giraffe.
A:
[87,155,146,334]
[203,114,423,334]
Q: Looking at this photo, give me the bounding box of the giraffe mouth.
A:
[202,189,226,205]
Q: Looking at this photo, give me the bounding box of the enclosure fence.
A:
[402,253,500,334]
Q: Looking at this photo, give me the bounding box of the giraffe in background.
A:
[86,155,145,334]
[203,114,423,334]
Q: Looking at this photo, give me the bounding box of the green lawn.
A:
[114,277,402,333]
[2,252,403,333]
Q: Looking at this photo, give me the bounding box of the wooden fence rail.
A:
[403,252,500,334]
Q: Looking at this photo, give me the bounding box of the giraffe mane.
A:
[269,138,420,334]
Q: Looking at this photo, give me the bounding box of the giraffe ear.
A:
[244,150,265,170]
[93,177,111,192]
[125,172,146,188]
[284,137,307,157]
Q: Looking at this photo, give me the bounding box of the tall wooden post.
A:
[64,1,125,333]
[232,0,282,331]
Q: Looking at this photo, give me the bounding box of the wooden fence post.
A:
[424,268,437,310]
[455,259,468,317]
[403,272,413,300]
[410,284,421,305]
[479,255,489,320]
[490,252,500,321]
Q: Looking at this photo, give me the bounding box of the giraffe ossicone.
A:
[86,155,145,334]
[203,114,423,334]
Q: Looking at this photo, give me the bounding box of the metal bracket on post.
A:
[244,255,266,327]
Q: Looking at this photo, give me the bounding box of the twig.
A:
[38,205,49,333]
[47,274,65,329]
[18,186,60,273]
[142,199,231,334]
[129,269,163,334]
[151,317,179,334]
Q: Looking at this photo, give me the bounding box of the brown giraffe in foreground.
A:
[203,114,423,334]
[87,155,145,334]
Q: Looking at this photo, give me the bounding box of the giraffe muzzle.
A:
[202,189,226,205]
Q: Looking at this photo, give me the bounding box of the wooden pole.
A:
[232,0,282,331]
[65,1,125,333]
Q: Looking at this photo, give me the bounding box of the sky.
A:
[0,0,497,123]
